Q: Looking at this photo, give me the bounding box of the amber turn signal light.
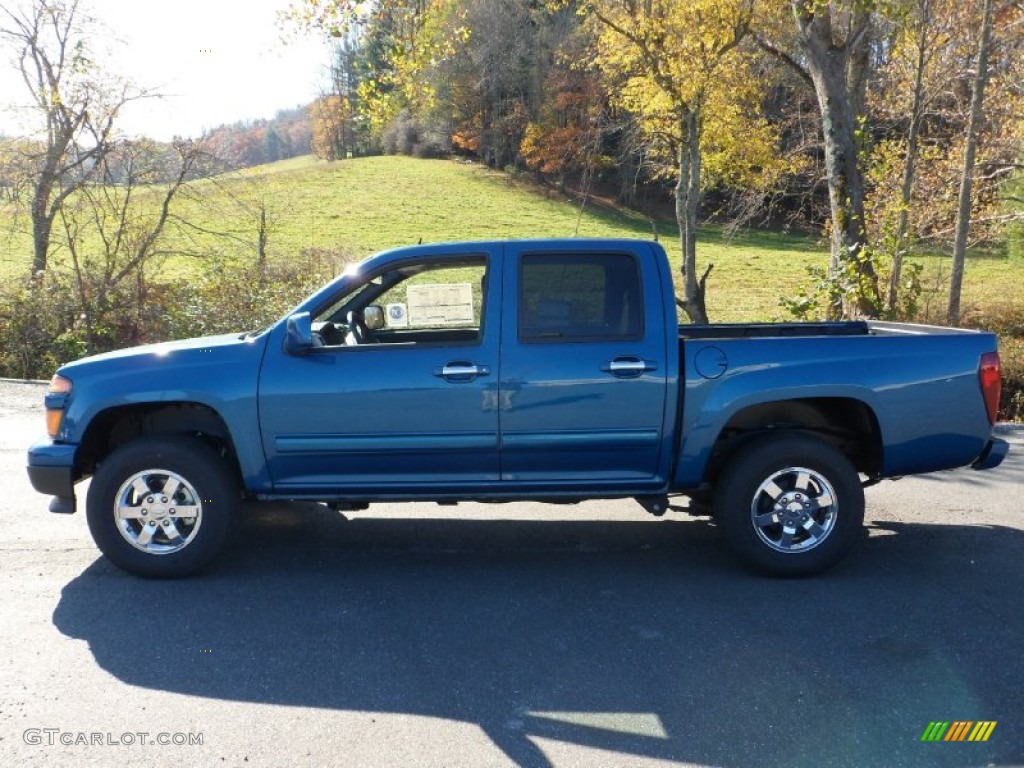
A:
[46,374,72,437]
[46,409,64,438]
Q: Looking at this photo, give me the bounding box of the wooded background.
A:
[289,0,1024,323]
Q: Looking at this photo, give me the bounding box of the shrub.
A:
[0,272,85,380]
[0,248,351,380]
[162,248,347,339]
[381,111,450,159]
[381,112,418,156]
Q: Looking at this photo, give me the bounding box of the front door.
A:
[258,248,501,494]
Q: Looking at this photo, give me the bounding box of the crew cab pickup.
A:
[27,239,1008,577]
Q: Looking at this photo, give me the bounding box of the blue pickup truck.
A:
[27,238,1008,577]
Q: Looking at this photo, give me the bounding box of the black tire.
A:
[86,436,238,577]
[714,434,864,576]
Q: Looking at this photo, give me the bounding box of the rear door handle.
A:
[433,362,491,382]
[601,356,658,378]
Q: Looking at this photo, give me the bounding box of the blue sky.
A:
[0,0,332,140]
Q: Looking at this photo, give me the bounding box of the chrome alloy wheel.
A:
[113,469,203,555]
[749,466,838,554]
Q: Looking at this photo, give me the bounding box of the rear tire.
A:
[86,436,238,577]
[714,434,864,576]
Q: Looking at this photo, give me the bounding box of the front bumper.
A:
[27,439,78,510]
[971,437,1009,470]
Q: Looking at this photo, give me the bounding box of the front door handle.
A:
[433,362,491,382]
[601,356,658,378]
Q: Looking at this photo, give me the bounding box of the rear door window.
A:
[519,252,643,342]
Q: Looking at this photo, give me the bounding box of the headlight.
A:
[48,374,73,394]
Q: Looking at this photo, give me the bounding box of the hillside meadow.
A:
[2,154,1020,323]
[0,155,1021,417]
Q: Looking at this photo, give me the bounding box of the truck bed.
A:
[674,319,1001,489]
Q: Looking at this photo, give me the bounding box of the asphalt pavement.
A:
[1,379,1021,767]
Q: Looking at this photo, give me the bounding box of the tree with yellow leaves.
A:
[587,0,765,323]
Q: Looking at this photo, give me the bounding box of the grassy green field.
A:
[1,153,1021,325]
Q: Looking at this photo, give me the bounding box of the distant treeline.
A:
[0,106,314,197]
[200,105,313,171]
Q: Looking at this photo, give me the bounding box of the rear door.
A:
[498,243,670,490]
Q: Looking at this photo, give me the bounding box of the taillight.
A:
[978,352,1001,425]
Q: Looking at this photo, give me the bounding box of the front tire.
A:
[714,434,864,576]
[86,436,238,577]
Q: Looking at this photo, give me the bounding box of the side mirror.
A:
[284,312,314,354]
[364,305,385,331]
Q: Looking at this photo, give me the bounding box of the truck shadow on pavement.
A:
[53,503,1023,767]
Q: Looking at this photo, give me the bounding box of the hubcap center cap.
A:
[145,498,172,520]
